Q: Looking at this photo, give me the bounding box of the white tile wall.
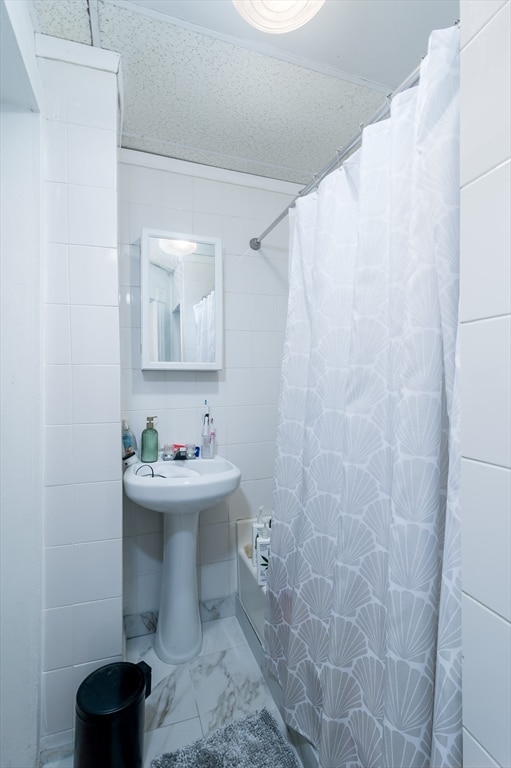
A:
[44,305,71,364]
[460,2,511,765]
[73,597,123,663]
[44,607,74,671]
[460,1,511,186]
[44,243,69,303]
[460,317,511,466]
[72,423,121,483]
[463,729,500,768]
[44,426,74,486]
[462,595,511,766]
[68,245,118,305]
[73,481,121,542]
[67,124,117,188]
[119,150,299,614]
[462,459,511,621]
[68,185,117,247]
[67,64,118,128]
[72,365,120,423]
[45,365,72,424]
[38,37,122,741]
[461,0,508,47]
[460,160,511,321]
[44,485,74,547]
[42,667,75,735]
[70,305,120,364]
[44,181,69,242]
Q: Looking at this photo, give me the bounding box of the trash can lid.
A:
[76,662,146,720]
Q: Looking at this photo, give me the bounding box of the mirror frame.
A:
[141,228,223,371]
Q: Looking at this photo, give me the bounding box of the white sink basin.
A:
[123,455,241,664]
[123,456,241,514]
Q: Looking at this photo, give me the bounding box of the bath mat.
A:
[150,708,301,768]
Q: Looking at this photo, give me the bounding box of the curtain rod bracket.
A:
[250,237,261,251]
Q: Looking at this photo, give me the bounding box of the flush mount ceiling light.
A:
[158,238,197,257]
[232,0,325,34]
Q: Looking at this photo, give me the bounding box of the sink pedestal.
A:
[123,457,241,664]
[155,511,202,664]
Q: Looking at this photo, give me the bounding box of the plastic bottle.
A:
[122,420,138,459]
[208,418,216,458]
[252,506,265,566]
[141,416,158,462]
[257,521,271,586]
[201,401,214,459]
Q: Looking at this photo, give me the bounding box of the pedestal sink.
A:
[123,457,241,664]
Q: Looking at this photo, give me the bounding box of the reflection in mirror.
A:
[141,229,223,370]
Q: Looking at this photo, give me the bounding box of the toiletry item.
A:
[257,521,271,586]
[201,400,214,459]
[123,451,138,470]
[252,506,265,566]
[186,444,196,459]
[141,416,158,462]
[162,444,173,461]
[202,434,215,459]
[208,418,216,458]
[122,420,138,459]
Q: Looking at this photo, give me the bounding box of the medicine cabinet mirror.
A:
[141,228,223,371]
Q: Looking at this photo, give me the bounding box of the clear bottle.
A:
[207,418,216,458]
[122,419,138,459]
[201,407,213,459]
[141,416,158,462]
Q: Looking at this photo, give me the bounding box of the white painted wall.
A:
[460,2,511,766]
[0,2,43,764]
[118,150,299,621]
[36,35,124,752]
[0,109,42,768]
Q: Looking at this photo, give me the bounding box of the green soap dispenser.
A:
[141,416,159,462]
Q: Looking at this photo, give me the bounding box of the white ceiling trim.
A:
[35,31,120,71]
[106,0,390,92]
[120,129,315,183]
[119,147,301,194]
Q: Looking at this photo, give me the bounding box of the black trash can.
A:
[74,661,151,768]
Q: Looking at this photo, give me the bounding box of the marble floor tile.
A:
[125,632,154,663]
[189,645,280,735]
[143,717,203,768]
[200,614,247,655]
[126,640,199,732]
[145,663,198,731]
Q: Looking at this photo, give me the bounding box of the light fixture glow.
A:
[233,0,325,34]
[158,238,197,257]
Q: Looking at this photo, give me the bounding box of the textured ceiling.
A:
[32,0,459,184]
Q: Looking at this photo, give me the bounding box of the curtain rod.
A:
[249,62,423,251]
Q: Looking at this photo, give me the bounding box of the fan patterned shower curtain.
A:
[194,290,216,362]
[265,27,461,768]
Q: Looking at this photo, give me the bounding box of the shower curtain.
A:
[193,290,216,362]
[150,289,167,362]
[265,26,461,768]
